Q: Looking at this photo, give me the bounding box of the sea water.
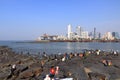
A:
[0,41,120,54]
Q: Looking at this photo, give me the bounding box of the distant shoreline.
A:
[16,39,120,43]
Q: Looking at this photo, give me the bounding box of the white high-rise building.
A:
[68,24,72,39]
[76,26,83,37]
[76,26,80,36]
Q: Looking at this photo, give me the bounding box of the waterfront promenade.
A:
[0,46,120,80]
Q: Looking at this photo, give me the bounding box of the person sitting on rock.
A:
[63,53,69,60]
[108,60,112,66]
[79,53,83,58]
[96,50,100,55]
[62,56,66,62]
[55,66,59,78]
[69,52,73,59]
[11,64,16,75]
[102,60,108,66]
[41,60,45,67]
[49,66,55,79]
[44,74,51,80]
[113,51,118,56]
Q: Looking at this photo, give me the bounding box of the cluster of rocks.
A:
[0,46,120,80]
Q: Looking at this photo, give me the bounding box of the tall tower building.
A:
[98,32,101,39]
[68,24,72,39]
[94,27,96,39]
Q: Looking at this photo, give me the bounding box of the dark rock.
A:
[33,68,43,77]
[0,67,11,80]
[18,70,34,79]
[88,72,106,80]
[18,65,29,72]
[0,46,120,80]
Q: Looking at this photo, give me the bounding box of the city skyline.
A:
[0,0,120,40]
[37,24,120,41]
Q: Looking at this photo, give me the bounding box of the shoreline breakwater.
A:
[0,46,120,80]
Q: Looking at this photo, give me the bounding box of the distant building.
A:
[38,34,58,40]
[98,32,101,39]
[81,31,89,39]
[76,26,82,37]
[76,26,90,39]
[102,32,114,40]
[93,27,96,39]
[67,24,72,39]
[37,24,120,41]
[89,31,101,40]
[89,32,94,39]
[95,32,101,39]
[102,32,120,40]
[57,35,67,40]
[112,32,120,39]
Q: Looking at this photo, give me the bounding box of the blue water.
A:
[0,41,120,54]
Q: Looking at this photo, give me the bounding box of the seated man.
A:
[49,66,55,78]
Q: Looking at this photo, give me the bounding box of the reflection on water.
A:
[67,42,72,49]
[0,41,120,54]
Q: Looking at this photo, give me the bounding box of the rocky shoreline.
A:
[0,46,120,80]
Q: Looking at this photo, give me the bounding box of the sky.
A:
[0,0,120,40]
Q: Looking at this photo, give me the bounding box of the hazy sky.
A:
[0,0,120,40]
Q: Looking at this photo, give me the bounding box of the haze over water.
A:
[0,41,120,54]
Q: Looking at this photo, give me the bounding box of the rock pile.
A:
[0,46,120,80]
